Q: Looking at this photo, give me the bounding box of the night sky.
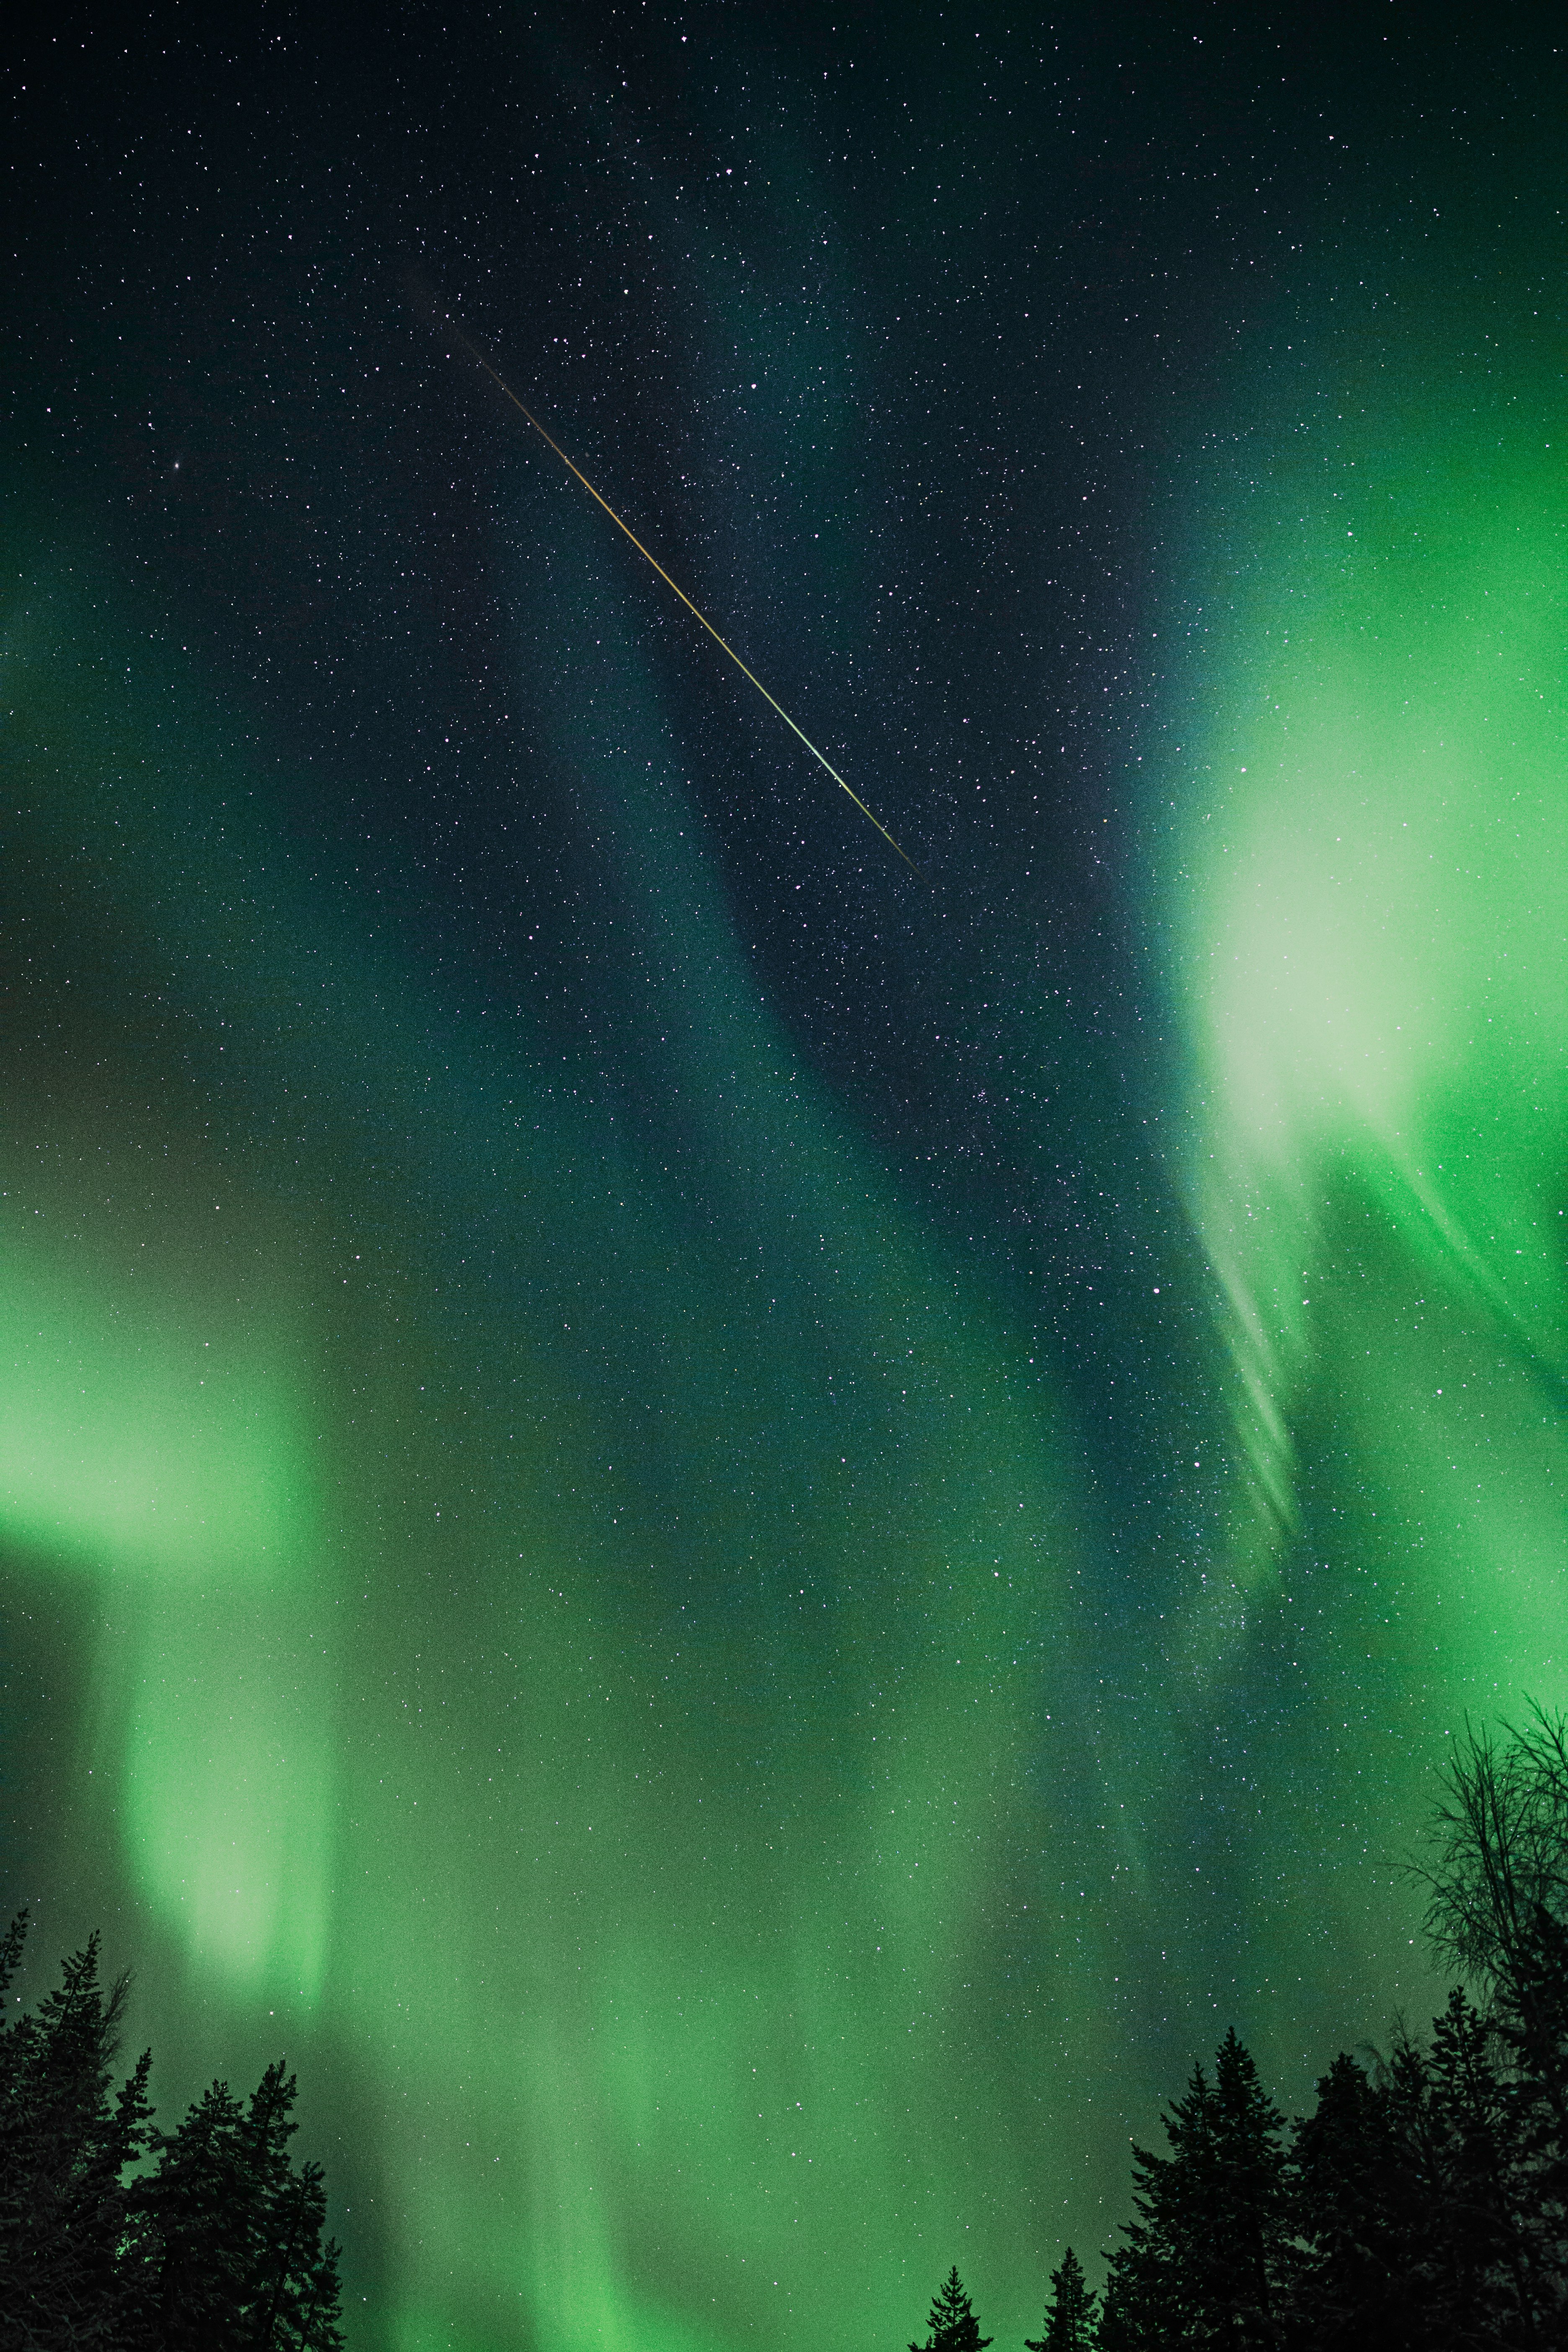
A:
[4,7,1567,2347]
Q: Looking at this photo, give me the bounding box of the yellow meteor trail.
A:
[449,324,925,881]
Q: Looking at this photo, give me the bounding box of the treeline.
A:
[5,1708,1564,2351]
[0,1912,341,2350]
[914,1708,1568,2351]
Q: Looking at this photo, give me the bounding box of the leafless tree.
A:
[1413,1704,1568,2141]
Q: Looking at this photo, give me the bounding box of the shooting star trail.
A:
[449,323,925,881]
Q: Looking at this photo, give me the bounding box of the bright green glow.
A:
[3,523,1133,2349]
[0,1168,334,1997]
[8,290,1567,2352]
[1169,372,1568,1699]
[118,1588,338,2002]
[0,1199,334,1999]
[0,1223,312,1581]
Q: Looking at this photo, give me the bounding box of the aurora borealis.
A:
[3,8,1566,2349]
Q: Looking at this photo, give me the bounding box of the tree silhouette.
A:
[909,2265,991,2352]
[1024,2245,1095,2352]
[1411,1706,1568,2329]
[1091,1715,1568,2346]
[1101,2028,1289,2349]
[1288,2049,1417,2349]
[0,1910,153,2349]
[0,1911,341,2349]
[137,2060,342,2349]
[1416,1707,1568,2151]
[4,1706,1567,2352]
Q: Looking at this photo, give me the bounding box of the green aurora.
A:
[4,499,1122,2346]
[4,20,1567,2352]
[1167,320,1568,1691]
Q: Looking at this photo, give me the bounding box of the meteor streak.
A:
[449,324,925,880]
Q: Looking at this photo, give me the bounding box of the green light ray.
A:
[0,1158,336,2000]
[1164,333,1568,1715]
[0,1222,312,1583]
[2,488,1132,2349]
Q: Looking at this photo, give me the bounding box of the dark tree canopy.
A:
[0,1911,342,2351]
[1100,2027,1290,2351]
[10,1710,1568,2352]
[1024,2245,1096,2352]
[910,2266,992,2352]
[0,1915,152,2349]
[142,2061,342,2351]
[1082,1711,1568,2349]
[1288,2049,1416,2350]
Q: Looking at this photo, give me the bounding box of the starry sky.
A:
[4,7,1567,2348]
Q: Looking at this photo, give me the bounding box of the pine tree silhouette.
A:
[1102,2028,1289,2349]
[0,1911,341,2349]
[1412,1703,1568,2333]
[137,2059,343,2349]
[1091,2260,1141,2352]
[1288,2050,1405,2348]
[1023,2245,1095,2352]
[909,2266,992,2352]
[0,1909,154,2348]
[1398,1987,1539,2349]
[1491,1900,1568,2320]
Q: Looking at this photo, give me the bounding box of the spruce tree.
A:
[135,2059,343,2350]
[1024,2245,1095,2352]
[1412,1703,1568,2334]
[0,1909,153,2349]
[1493,1898,1568,2320]
[1091,2259,1143,2352]
[1289,2050,1421,2350]
[0,1911,342,2349]
[909,2266,992,2352]
[1103,2029,1289,2349]
[1422,1988,1534,2346]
